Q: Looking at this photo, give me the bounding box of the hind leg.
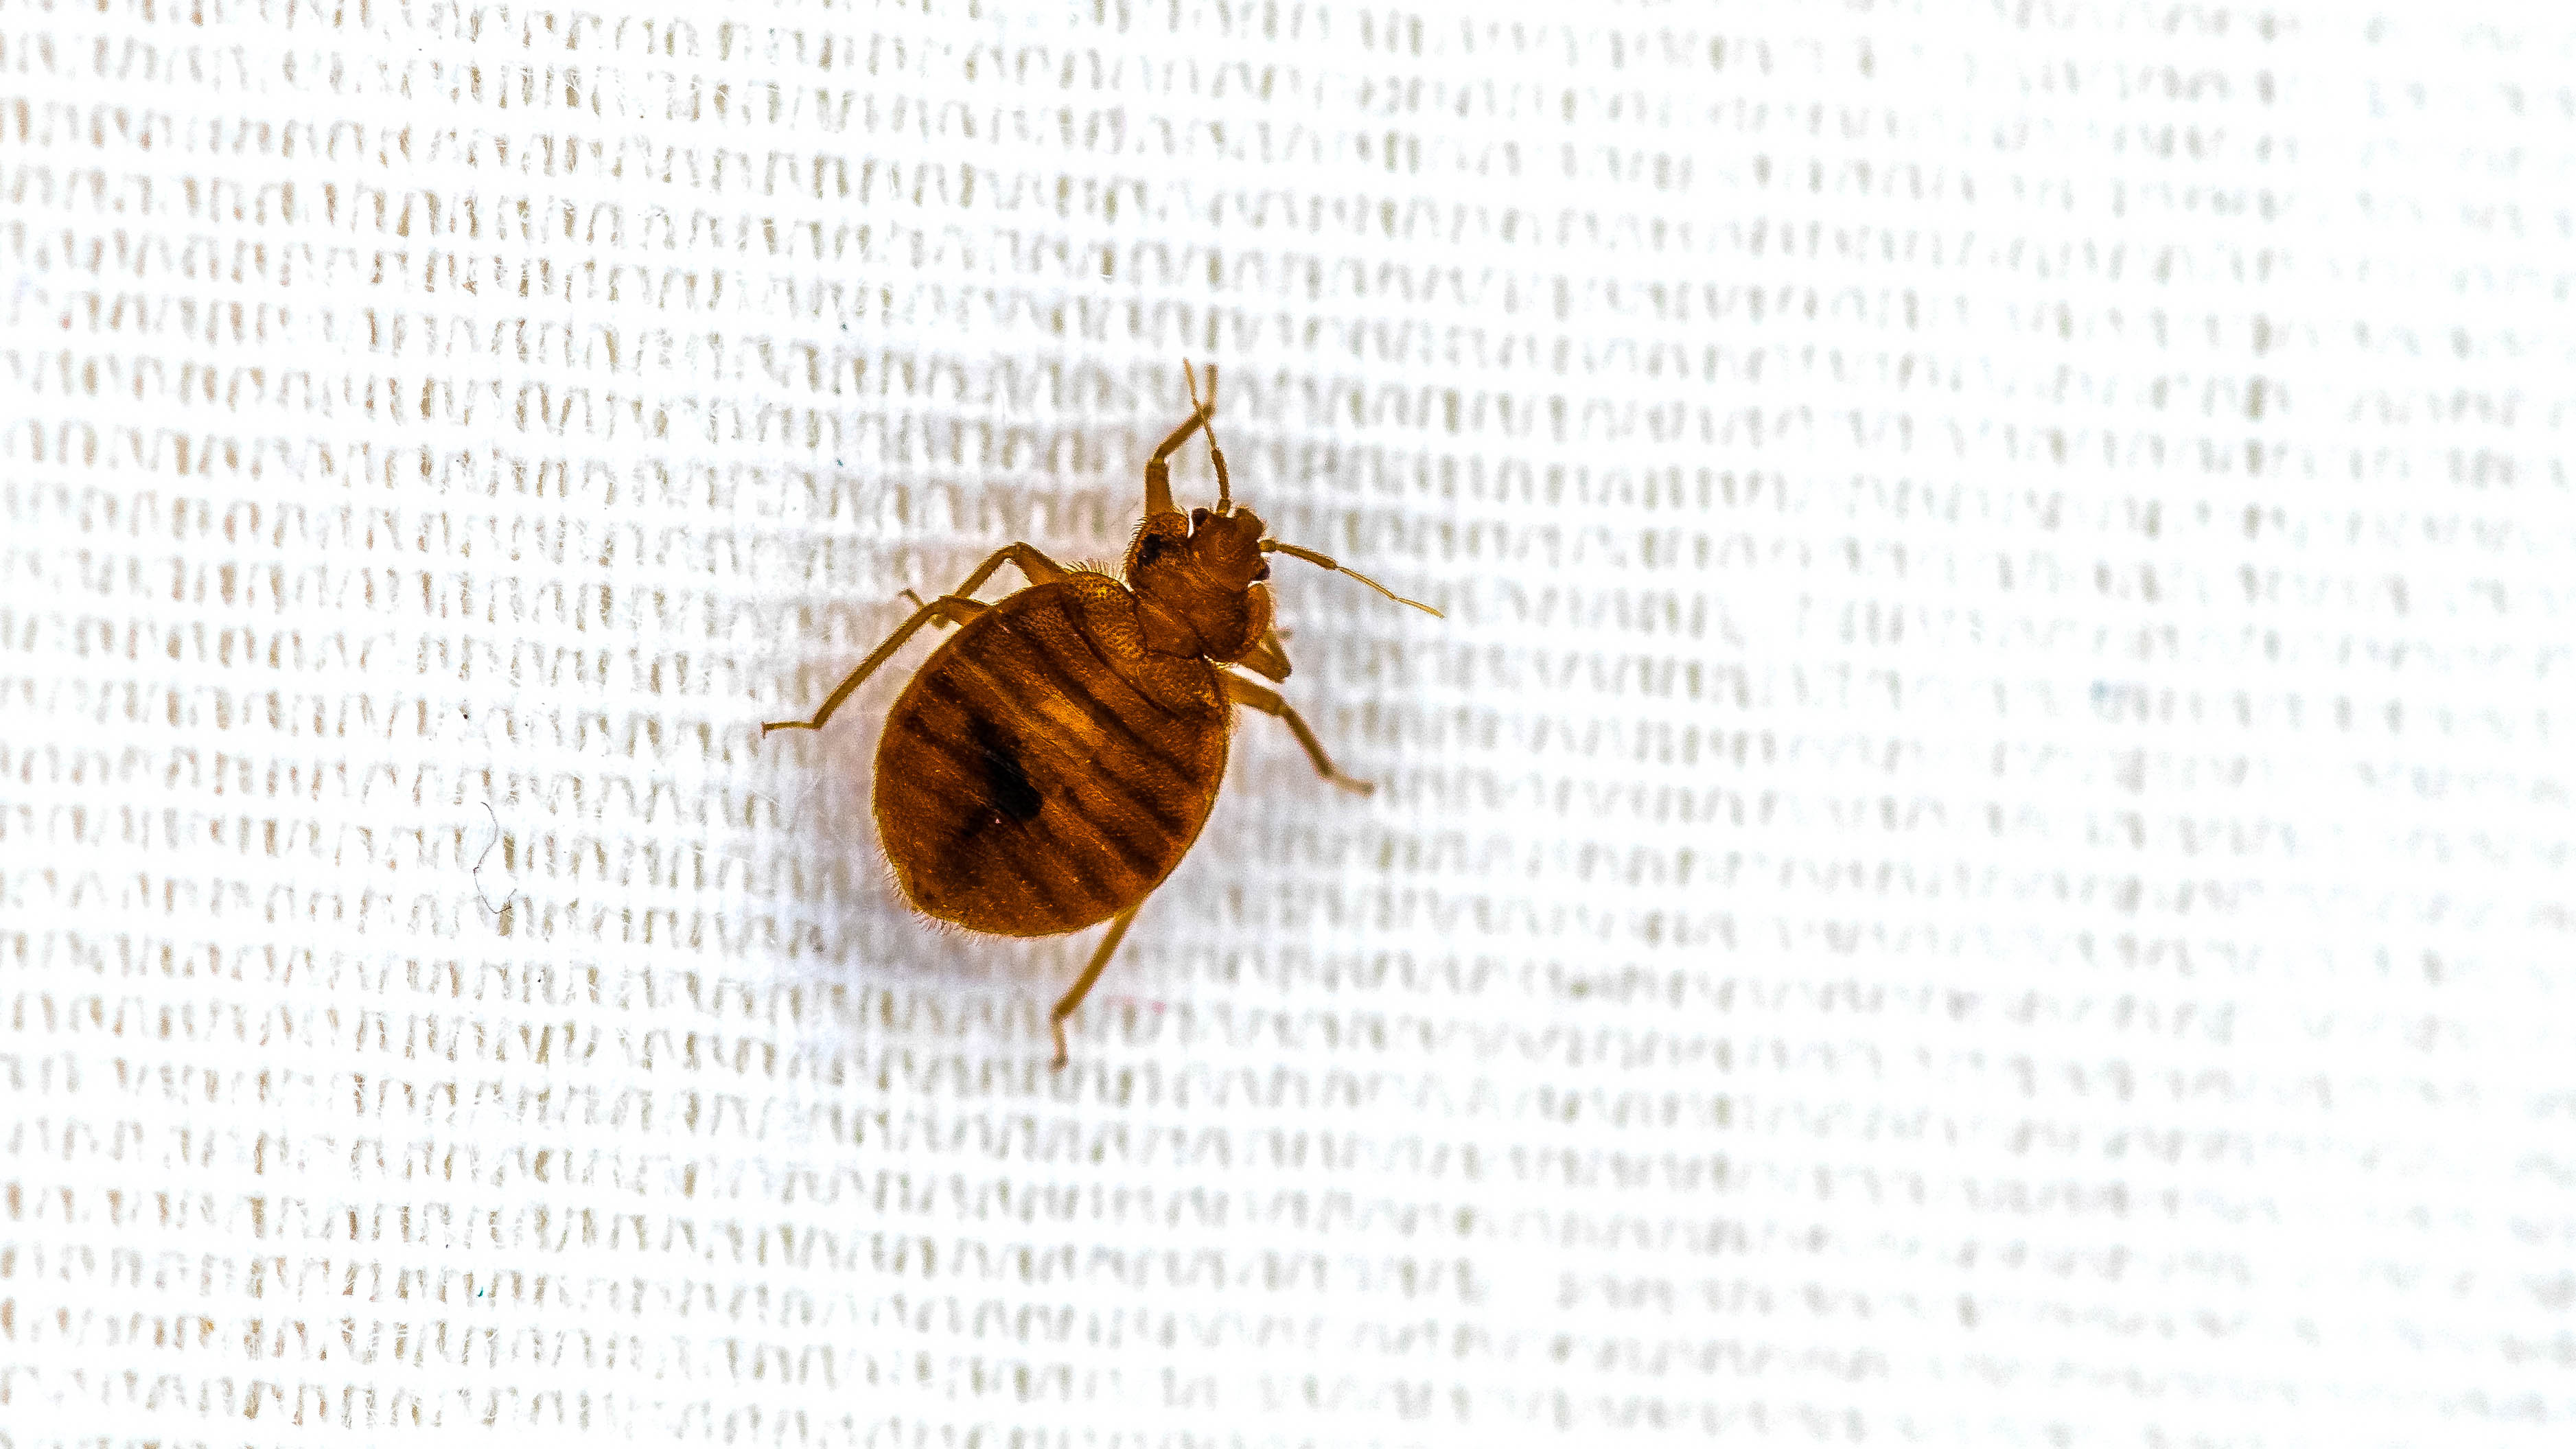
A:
[1051,899,1147,1069]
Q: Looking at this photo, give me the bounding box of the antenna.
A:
[1260,541,1443,617]
[1182,359,1231,513]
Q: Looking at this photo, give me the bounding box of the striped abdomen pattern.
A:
[872,575,1229,937]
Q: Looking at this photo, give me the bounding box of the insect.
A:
[765,364,1439,1067]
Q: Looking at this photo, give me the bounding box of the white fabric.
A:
[4,1,2570,1443]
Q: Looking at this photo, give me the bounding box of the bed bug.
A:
[764,364,1439,1067]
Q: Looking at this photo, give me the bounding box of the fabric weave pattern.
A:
[3,2,2568,1444]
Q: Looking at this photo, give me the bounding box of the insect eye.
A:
[1190,507,1209,529]
[1135,535,1166,568]
[1253,563,1270,581]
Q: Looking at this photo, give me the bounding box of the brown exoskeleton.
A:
[763,364,1439,1066]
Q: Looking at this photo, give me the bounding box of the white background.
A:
[3,1,2571,1444]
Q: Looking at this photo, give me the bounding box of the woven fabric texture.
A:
[4,1,2571,1444]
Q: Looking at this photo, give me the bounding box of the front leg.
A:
[1142,364,1214,518]
[1222,675,1374,796]
[1231,625,1292,683]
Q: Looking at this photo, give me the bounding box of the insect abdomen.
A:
[872,578,1227,937]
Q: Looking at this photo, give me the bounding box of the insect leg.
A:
[1051,899,1146,1069]
[1233,627,1293,684]
[894,589,960,637]
[1143,380,1211,519]
[765,543,1069,736]
[1222,675,1375,796]
[904,533,1069,629]
[761,595,992,735]
[943,542,1072,596]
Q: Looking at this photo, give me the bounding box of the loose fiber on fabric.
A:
[3,2,2570,1444]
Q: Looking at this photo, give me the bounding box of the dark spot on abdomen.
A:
[972,718,1043,822]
